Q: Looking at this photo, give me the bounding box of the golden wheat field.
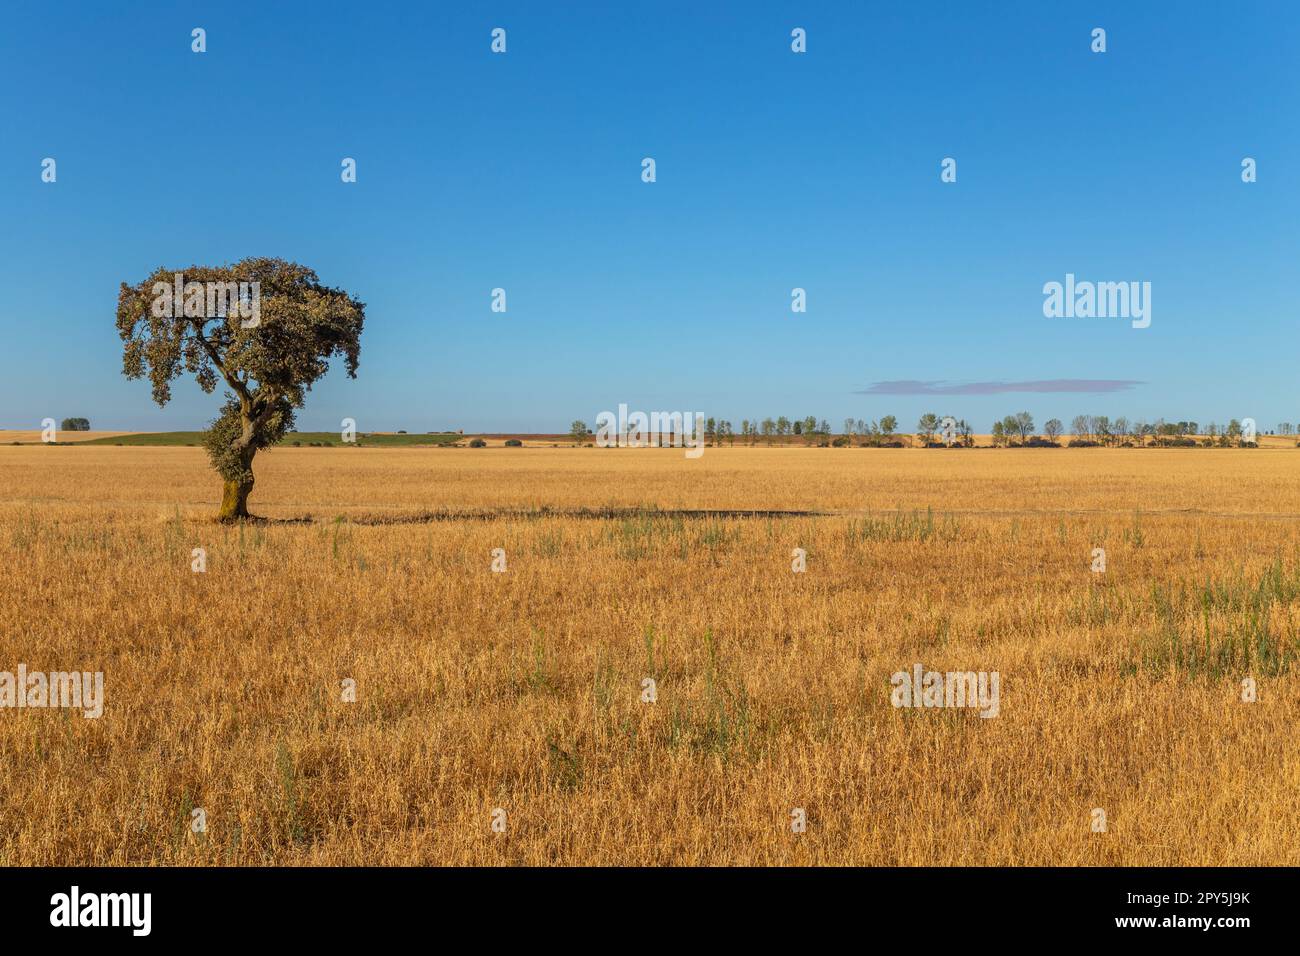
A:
[1,444,1297,866]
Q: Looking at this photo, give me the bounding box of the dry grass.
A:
[0,430,133,444]
[0,445,1297,865]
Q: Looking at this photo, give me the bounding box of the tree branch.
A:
[192,321,251,403]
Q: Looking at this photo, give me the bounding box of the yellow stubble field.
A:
[0,444,1297,865]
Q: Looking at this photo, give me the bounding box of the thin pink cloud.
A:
[856,379,1144,396]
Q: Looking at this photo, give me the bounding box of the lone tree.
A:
[916,412,939,444]
[1013,411,1035,443]
[116,257,365,521]
[569,420,592,445]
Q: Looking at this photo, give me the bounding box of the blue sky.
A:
[1,1,1296,433]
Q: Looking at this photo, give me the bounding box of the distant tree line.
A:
[966,412,1261,448]
[567,412,1275,448]
[730,415,904,446]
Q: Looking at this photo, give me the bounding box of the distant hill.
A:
[76,431,463,447]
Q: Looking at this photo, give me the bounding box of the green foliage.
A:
[847,507,961,544]
[665,629,753,759]
[1134,559,1300,677]
[917,413,939,442]
[275,742,307,846]
[546,736,584,792]
[569,420,591,444]
[202,397,294,482]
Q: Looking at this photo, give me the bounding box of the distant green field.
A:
[79,431,463,447]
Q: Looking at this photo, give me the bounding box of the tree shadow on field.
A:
[336,507,828,526]
[205,514,314,526]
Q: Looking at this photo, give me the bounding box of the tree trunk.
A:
[217,477,253,521]
[217,445,256,521]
